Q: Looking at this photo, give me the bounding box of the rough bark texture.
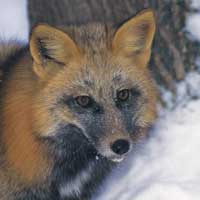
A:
[28,0,199,95]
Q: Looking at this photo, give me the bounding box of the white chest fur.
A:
[59,162,95,198]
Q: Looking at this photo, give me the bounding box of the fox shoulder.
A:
[0,41,27,80]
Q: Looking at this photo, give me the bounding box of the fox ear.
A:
[112,9,156,66]
[30,24,80,78]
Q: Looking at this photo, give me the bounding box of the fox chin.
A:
[0,9,157,200]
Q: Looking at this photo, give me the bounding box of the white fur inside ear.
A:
[0,0,29,42]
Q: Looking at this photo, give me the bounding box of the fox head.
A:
[30,9,157,162]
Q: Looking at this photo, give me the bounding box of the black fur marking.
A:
[0,44,28,82]
[115,87,141,109]
[42,124,113,200]
[112,73,122,83]
[37,38,51,60]
[37,38,65,66]
[83,79,94,89]
[15,187,57,200]
[62,95,106,144]
[63,95,104,115]
[115,87,142,134]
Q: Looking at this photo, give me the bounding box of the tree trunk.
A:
[28,0,198,95]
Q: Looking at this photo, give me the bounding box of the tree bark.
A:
[28,0,197,94]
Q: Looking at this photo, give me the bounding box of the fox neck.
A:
[1,57,50,185]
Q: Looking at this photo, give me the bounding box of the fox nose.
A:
[111,139,130,155]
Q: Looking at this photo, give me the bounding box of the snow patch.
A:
[186,0,200,41]
[0,0,29,42]
[191,0,200,10]
[161,72,200,110]
[186,13,200,41]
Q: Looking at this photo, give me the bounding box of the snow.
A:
[0,1,200,200]
[0,0,29,42]
[186,0,200,41]
[191,0,200,10]
[186,13,200,41]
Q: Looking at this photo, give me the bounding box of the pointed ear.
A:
[30,24,80,78]
[112,9,156,66]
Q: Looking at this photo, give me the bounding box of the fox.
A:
[0,9,157,200]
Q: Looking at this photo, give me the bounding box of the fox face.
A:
[30,9,157,163]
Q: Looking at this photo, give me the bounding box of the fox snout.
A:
[98,137,132,162]
[96,126,133,162]
[111,139,130,155]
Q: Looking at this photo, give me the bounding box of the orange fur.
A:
[1,57,50,184]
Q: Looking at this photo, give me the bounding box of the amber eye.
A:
[117,89,130,101]
[75,96,92,107]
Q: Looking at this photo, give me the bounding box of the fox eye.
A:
[117,89,130,101]
[75,96,92,107]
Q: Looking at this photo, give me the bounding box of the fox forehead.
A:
[61,23,113,55]
[47,57,148,101]
[49,23,151,89]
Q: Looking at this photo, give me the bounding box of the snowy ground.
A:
[0,1,200,200]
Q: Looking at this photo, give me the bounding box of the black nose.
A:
[111,139,130,155]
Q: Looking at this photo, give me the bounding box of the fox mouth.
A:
[110,156,125,163]
[61,124,132,163]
